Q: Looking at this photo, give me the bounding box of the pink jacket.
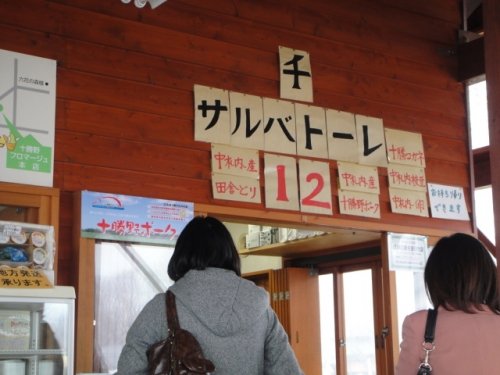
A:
[395,306,500,375]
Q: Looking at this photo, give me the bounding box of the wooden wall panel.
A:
[58,191,75,286]
[55,131,211,179]
[0,0,472,288]
[59,101,199,149]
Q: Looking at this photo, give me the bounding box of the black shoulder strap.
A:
[423,308,438,343]
[166,290,180,330]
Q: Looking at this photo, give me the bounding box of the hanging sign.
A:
[81,191,194,245]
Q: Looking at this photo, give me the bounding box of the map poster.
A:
[0,49,56,187]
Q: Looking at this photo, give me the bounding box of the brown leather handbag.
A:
[147,291,215,375]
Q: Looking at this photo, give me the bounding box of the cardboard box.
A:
[245,232,260,249]
[259,230,272,246]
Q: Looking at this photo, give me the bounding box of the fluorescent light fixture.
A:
[149,0,168,8]
[120,0,167,8]
[134,0,147,7]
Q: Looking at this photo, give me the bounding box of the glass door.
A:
[320,262,384,375]
[343,269,376,375]
[93,242,174,373]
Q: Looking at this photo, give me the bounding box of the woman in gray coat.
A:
[117,216,303,375]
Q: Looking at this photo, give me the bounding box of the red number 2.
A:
[301,172,331,209]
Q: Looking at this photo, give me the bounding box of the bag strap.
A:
[166,290,180,331]
[423,308,438,343]
[417,308,438,373]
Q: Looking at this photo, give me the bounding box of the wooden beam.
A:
[483,0,500,266]
[380,233,399,374]
[458,36,485,82]
[473,146,491,187]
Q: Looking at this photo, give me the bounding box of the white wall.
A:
[224,221,283,274]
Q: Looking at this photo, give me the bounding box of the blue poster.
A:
[81,191,194,245]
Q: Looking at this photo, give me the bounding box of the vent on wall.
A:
[120,0,168,9]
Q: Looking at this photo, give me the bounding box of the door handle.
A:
[380,326,389,348]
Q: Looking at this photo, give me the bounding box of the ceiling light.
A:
[120,0,168,9]
[149,0,168,8]
[134,0,147,7]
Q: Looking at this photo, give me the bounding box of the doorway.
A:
[320,261,385,375]
[93,241,174,373]
[75,220,394,374]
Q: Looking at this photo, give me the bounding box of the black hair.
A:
[424,232,500,314]
[167,216,241,281]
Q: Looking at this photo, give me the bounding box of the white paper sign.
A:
[427,183,470,220]
[229,91,264,150]
[388,232,428,271]
[326,109,358,163]
[355,114,387,167]
[299,159,333,215]
[263,98,297,155]
[0,49,56,187]
[279,46,313,103]
[338,190,380,218]
[194,84,230,144]
[385,128,426,167]
[264,153,299,211]
[211,144,259,179]
[212,173,261,204]
[387,164,426,191]
[337,161,380,194]
[389,188,429,217]
[295,103,328,158]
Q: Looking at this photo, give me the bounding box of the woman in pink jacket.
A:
[396,233,500,375]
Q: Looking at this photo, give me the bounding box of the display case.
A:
[0,286,75,375]
[0,221,56,285]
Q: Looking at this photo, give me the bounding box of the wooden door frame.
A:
[73,192,403,374]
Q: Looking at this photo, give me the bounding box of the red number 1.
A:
[276,164,289,202]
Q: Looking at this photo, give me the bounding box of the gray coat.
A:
[116,267,304,375]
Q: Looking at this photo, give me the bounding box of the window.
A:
[468,80,489,149]
[395,270,430,344]
[320,274,336,375]
[467,79,495,244]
